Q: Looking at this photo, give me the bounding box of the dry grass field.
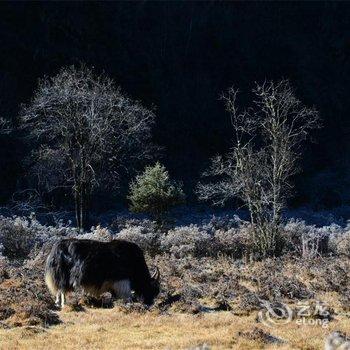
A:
[1,308,350,350]
[1,253,350,349]
[1,216,350,349]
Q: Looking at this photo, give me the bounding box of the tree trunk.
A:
[80,185,89,231]
[73,182,88,231]
[76,185,89,231]
[74,190,82,231]
[72,168,90,231]
[79,191,84,231]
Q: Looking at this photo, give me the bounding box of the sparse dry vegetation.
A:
[1,214,350,348]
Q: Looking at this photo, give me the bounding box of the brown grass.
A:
[0,308,350,350]
[1,253,350,348]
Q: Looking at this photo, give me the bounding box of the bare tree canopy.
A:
[197,80,320,257]
[21,65,156,229]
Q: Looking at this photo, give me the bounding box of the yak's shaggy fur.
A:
[45,239,160,307]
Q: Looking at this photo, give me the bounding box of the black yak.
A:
[45,238,160,308]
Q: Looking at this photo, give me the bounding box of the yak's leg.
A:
[113,280,132,303]
[55,291,61,307]
[60,291,66,308]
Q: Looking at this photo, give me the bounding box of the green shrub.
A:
[128,162,185,226]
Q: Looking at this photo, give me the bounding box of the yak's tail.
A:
[45,268,58,296]
[45,240,73,296]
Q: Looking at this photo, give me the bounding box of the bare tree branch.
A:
[21,65,156,230]
[197,80,320,257]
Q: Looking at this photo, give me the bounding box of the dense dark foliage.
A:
[1,2,350,210]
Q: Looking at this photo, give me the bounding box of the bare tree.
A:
[21,65,155,230]
[197,80,320,258]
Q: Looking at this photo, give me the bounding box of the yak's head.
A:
[144,267,160,305]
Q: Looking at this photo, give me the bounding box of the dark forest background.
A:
[0,1,350,213]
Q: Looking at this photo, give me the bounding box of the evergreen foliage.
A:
[129,162,185,225]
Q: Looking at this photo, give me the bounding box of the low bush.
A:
[243,258,314,300]
[160,225,212,258]
[0,215,78,260]
[204,214,244,232]
[306,257,350,294]
[110,215,350,261]
[2,212,350,262]
[329,228,350,257]
[0,259,59,328]
[213,228,250,259]
[118,225,160,255]
[78,225,113,242]
[235,292,261,314]
[0,216,39,260]
[283,219,340,258]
